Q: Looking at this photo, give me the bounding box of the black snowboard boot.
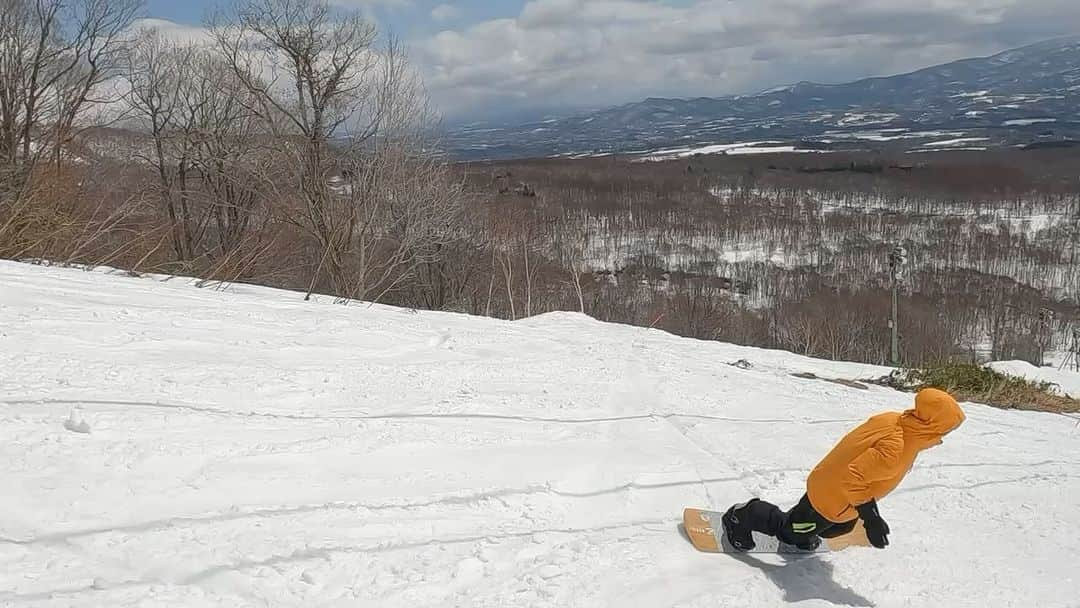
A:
[721,500,759,552]
[791,536,821,552]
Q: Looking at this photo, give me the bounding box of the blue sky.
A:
[140,0,1080,122]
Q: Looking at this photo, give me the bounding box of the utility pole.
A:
[1035,308,1053,367]
[1063,326,1080,372]
[1073,328,1080,372]
[888,245,907,366]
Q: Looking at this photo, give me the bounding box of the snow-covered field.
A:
[640,141,828,160]
[2,261,1079,608]
[988,360,1080,399]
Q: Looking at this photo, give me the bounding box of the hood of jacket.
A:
[899,388,966,449]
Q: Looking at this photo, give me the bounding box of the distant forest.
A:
[2,0,1078,367]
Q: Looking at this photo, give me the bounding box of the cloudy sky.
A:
[144,0,1080,122]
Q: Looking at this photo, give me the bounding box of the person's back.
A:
[722,388,965,551]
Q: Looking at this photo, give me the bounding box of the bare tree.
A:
[125,28,275,268]
[0,0,140,189]
[554,216,591,313]
[212,0,374,289]
[337,139,465,301]
[213,0,463,301]
[123,29,197,260]
[185,51,273,261]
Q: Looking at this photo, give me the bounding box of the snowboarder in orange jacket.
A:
[722,388,966,551]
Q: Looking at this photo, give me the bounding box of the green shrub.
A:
[897,363,1078,413]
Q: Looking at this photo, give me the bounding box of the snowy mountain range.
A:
[445,37,1080,160]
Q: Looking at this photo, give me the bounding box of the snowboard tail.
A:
[682,507,871,554]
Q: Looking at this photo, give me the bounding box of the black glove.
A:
[856,500,890,549]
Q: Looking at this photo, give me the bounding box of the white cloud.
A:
[329,0,413,8]
[130,18,215,45]
[131,1,1080,122]
[417,0,1080,119]
[430,4,461,22]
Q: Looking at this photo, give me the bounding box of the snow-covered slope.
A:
[988,360,1080,399]
[1,260,1077,607]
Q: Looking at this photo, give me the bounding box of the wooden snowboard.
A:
[682,507,871,554]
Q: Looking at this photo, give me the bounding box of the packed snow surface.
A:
[988,360,1080,399]
[1,261,1078,607]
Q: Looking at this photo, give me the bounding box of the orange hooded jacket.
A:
[806,388,966,523]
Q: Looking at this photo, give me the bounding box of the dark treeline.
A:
[437,151,1080,366]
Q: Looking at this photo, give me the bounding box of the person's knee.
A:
[819,519,858,539]
[778,523,823,550]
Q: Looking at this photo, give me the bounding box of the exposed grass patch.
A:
[791,372,870,391]
[893,363,1079,413]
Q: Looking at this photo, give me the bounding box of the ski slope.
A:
[1,260,1078,608]
[988,360,1080,399]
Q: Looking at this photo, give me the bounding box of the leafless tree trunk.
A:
[212,0,376,292]
[571,262,585,314]
[124,30,194,260]
[125,27,276,268]
[0,0,139,192]
[557,219,591,314]
[212,0,463,302]
[485,247,496,316]
[498,250,516,320]
[522,238,532,317]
